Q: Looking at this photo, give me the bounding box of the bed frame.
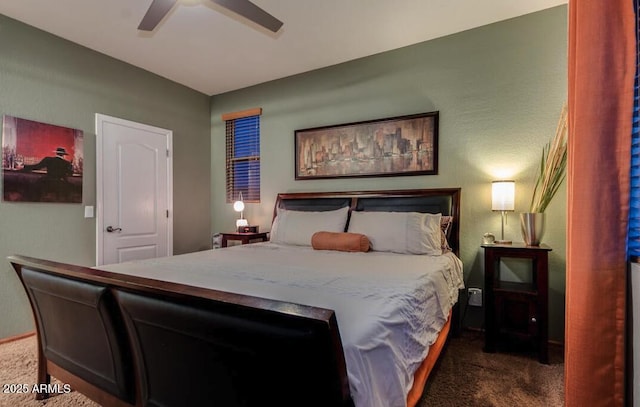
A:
[9,188,461,407]
[273,188,461,256]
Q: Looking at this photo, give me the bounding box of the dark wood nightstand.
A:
[482,242,552,364]
[221,232,268,248]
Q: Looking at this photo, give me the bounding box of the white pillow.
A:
[270,206,349,246]
[347,211,442,255]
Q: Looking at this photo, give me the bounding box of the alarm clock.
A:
[482,232,495,245]
[238,225,259,233]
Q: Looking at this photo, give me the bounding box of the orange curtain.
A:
[566,1,635,406]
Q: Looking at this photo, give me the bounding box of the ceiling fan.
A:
[138,0,283,32]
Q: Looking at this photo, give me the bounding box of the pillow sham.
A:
[311,231,370,252]
[270,206,349,246]
[441,216,453,238]
[441,215,453,253]
[347,211,442,255]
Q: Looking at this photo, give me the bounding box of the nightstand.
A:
[482,243,551,364]
[220,232,268,248]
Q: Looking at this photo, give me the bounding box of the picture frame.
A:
[2,115,83,203]
[295,111,438,180]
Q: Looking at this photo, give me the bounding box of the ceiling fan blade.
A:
[138,0,178,31]
[210,0,283,32]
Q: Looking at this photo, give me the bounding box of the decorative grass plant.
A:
[528,103,568,213]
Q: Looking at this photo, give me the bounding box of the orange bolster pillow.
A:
[311,231,370,253]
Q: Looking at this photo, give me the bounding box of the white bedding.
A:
[100,242,464,407]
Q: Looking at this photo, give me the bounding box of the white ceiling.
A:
[0,0,567,96]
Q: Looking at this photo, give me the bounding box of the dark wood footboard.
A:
[9,255,354,407]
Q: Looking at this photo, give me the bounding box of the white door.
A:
[96,114,173,266]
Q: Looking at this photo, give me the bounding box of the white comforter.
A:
[100,243,464,407]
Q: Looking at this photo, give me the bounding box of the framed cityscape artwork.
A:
[2,115,83,203]
[295,111,438,180]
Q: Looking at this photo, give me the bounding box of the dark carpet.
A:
[419,330,564,406]
[0,331,563,406]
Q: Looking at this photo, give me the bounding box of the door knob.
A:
[106,226,122,233]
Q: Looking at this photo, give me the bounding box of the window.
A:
[224,108,261,203]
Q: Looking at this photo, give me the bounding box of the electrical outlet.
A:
[468,288,483,307]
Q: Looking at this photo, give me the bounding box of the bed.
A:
[10,188,463,407]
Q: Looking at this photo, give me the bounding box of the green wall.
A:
[0,5,568,342]
[0,15,212,339]
[211,6,568,341]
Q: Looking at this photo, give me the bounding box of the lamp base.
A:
[494,239,512,244]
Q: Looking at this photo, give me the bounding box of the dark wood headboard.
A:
[273,188,461,255]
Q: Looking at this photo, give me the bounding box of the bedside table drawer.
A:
[495,291,538,338]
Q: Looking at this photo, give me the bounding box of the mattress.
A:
[100,242,464,407]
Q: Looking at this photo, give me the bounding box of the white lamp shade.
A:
[233,200,245,212]
[492,180,515,211]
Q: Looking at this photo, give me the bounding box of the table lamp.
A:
[492,180,515,244]
[233,192,249,231]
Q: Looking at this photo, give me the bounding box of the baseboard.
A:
[463,326,483,333]
[548,339,565,350]
[0,330,35,345]
[462,326,565,351]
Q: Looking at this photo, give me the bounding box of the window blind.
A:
[628,0,640,257]
[225,109,261,203]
